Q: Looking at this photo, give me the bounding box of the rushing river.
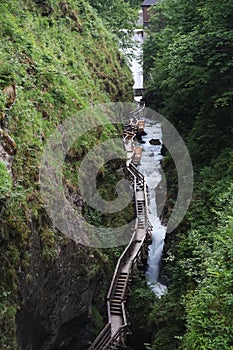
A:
[137,121,167,297]
[128,19,167,296]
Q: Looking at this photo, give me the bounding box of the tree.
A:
[143,0,233,349]
[143,0,233,164]
[88,0,139,51]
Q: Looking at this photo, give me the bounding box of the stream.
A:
[137,122,167,297]
[128,19,167,296]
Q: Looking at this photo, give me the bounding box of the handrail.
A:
[144,181,149,229]
[107,226,137,302]
[112,324,128,343]
[129,105,145,121]
[121,299,128,326]
[125,166,137,198]
[102,325,128,350]
[107,230,137,297]
[128,162,144,181]
[88,323,111,350]
[125,166,142,219]
[129,104,145,118]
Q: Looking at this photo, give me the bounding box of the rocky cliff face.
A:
[16,225,106,350]
[0,1,133,348]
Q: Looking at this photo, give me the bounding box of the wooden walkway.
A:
[89,105,152,350]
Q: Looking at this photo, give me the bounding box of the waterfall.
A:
[138,122,167,297]
[127,14,167,296]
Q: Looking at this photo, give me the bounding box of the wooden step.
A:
[110,307,121,313]
[110,304,121,310]
[111,304,121,308]
[111,306,121,311]
[114,290,124,295]
[113,291,122,295]
[112,295,122,299]
[113,294,122,299]
[110,310,122,316]
[117,278,127,282]
[116,280,126,285]
[110,309,122,315]
[111,299,121,304]
[116,281,125,285]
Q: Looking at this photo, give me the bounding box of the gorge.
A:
[1,0,233,350]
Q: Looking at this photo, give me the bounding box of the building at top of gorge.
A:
[141,0,158,27]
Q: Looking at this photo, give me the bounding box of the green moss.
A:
[0,162,12,200]
[91,304,105,331]
[0,291,17,350]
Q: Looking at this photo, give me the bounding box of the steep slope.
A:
[0,1,133,349]
[141,0,233,349]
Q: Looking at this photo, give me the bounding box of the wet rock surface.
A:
[16,220,106,350]
[149,138,161,146]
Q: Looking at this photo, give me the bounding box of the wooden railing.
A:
[89,105,151,350]
[89,324,111,350]
[99,325,129,350]
[129,103,145,121]
[106,226,138,320]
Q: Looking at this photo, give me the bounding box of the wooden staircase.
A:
[110,272,128,316]
[89,105,152,350]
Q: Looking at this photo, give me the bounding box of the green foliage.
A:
[91,304,104,331]
[0,291,17,350]
[80,157,135,247]
[182,181,233,350]
[143,0,233,164]
[126,274,156,349]
[0,162,12,200]
[148,290,185,350]
[143,0,233,348]
[87,0,139,51]
[129,0,143,8]
[148,150,233,349]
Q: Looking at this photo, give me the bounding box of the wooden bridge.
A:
[89,105,152,350]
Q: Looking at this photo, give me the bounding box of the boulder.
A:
[149,139,161,146]
[135,131,143,141]
[160,144,168,156]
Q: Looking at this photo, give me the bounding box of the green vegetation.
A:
[88,0,141,51]
[142,0,233,349]
[0,162,12,200]
[3,0,232,348]
[127,275,156,349]
[0,0,134,347]
[144,0,233,163]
